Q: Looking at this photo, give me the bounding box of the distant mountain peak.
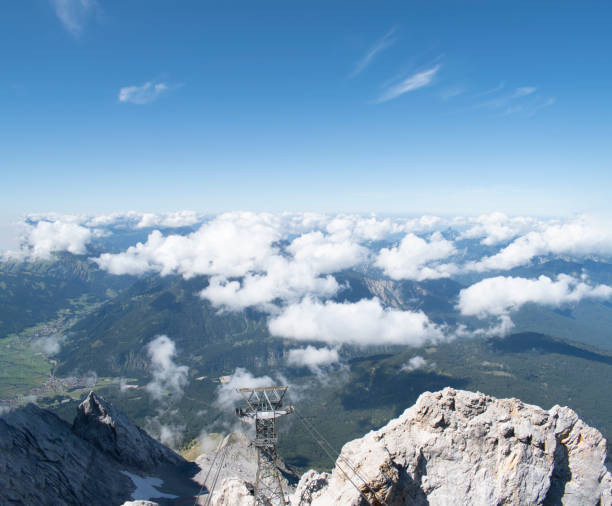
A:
[1,392,200,505]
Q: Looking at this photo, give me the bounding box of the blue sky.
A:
[1,1,611,223]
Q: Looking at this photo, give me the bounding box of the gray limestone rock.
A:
[292,388,612,506]
[73,391,187,473]
[0,403,133,506]
[1,392,201,505]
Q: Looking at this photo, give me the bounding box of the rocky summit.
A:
[73,391,188,473]
[291,388,612,506]
[0,392,200,506]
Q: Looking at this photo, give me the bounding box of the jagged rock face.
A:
[292,388,612,506]
[73,391,187,473]
[0,403,133,506]
[1,392,201,506]
[207,477,256,506]
[195,432,259,490]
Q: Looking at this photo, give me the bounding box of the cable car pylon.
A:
[235,385,294,506]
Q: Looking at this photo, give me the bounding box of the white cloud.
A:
[144,335,189,402]
[458,274,612,318]
[403,215,445,233]
[400,355,428,372]
[51,0,97,36]
[136,211,200,229]
[16,220,94,258]
[96,212,373,310]
[201,262,339,312]
[377,65,440,103]
[158,423,185,449]
[204,235,363,311]
[287,231,369,274]
[144,415,186,450]
[280,212,330,236]
[201,229,369,311]
[375,232,457,280]
[84,211,141,228]
[483,314,515,337]
[287,346,340,373]
[118,81,170,105]
[269,297,443,346]
[32,335,65,356]
[513,86,537,97]
[214,368,275,411]
[459,212,539,246]
[468,217,612,271]
[325,214,404,241]
[350,27,397,77]
[95,212,281,277]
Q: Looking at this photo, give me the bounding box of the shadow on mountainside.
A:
[488,332,612,366]
[341,369,469,414]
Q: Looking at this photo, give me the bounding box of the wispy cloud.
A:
[472,85,555,117]
[472,81,506,98]
[51,0,97,36]
[476,87,532,109]
[118,81,170,105]
[512,86,537,98]
[376,65,440,103]
[350,27,397,78]
[502,96,555,117]
[440,86,465,101]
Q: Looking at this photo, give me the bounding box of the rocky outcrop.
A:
[206,477,256,506]
[73,391,187,473]
[0,392,201,506]
[194,432,259,490]
[0,402,133,506]
[292,388,612,506]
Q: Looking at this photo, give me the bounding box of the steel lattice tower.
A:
[236,386,294,506]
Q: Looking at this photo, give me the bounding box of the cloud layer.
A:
[459,212,537,246]
[269,297,443,346]
[468,217,612,272]
[375,232,457,280]
[458,274,612,318]
[3,220,97,259]
[6,211,612,346]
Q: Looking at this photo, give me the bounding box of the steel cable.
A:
[294,410,376,506]
[204,438,230,506]
[294,407,393,498]
[192,436,225,506]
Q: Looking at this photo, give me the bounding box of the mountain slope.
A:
[0,253,133,337]
[57,274,271,377]
[0,392,200,506]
